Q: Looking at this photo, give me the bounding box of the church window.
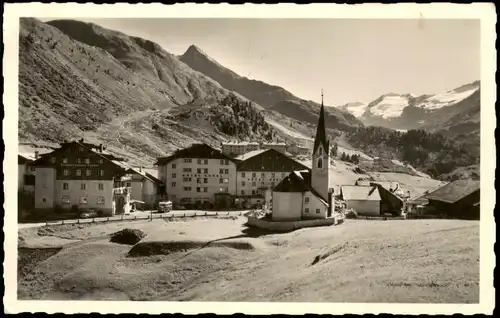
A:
[318,147,322,156]
[317,158,323,169]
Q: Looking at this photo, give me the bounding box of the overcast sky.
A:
[41,18,480,105]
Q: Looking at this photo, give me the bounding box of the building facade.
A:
[157,144,238,208]
[340,185,381,216]
[221,142,260,156]
[124,167,164,210]
[31,141,131,216]
[18,154,36,193]
[261,142,287,153]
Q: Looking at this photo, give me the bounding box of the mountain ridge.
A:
[18,18,292,165]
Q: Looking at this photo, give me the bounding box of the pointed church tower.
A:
[311,89,330,201]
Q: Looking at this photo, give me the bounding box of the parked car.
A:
[79,209,98,218]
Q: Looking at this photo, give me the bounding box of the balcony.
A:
[113,187,132,195]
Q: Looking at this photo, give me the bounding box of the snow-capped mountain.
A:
[336,102,367,118]
[336,80,480,133]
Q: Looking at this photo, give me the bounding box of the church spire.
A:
[313,89,329,155]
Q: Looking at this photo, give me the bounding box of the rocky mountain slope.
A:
[179,45,364,132]
[18,18,291,165]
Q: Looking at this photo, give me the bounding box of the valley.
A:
[18,18,480,181]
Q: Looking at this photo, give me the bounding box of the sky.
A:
[40,18,480,105]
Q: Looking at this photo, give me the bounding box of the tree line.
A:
[345,126,478,179]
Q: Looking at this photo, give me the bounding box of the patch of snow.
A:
[418,87,478,110]
[342,103,367,118]
[368,95,409,118]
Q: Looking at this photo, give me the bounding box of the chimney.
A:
[99,144,103,152]
[140,166,143,173]
[34,151,39,159]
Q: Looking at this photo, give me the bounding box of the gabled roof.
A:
[31,141,127,172]
[237,148,310,172]
[426,179,480,204]
[274,170,329,206]
[341,185,381,201]
[408,195,429,206]
[273,171,310,193]
[313,98,329,155]
[18,154,35,164]
[156,143,235,166]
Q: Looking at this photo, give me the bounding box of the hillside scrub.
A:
[346,127,479,179]
[210,94,276,141]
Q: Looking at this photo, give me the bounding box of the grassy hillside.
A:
[18,217,479,302]
[18,18,289,165]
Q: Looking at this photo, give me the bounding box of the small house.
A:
[340,185,381,216]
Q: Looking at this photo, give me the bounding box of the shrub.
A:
[110,229,146,245]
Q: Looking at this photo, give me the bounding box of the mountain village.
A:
[15,17,483,304]
[18,92,480,228]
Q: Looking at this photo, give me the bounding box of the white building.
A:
[234,148,310,209]
[125,167,164,210]
[271,92,335,221]
[221,142,260,156]
[157,143,238,209]
[340,185,381,216]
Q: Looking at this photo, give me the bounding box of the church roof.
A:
[273,170,329,206]
[313,94,329,155]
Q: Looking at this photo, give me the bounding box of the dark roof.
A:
[426,179,480,204]
[313,100,329,155]
[274,170,328,206]
[156,143,235,166]
[236,148,310,172]
[18,154,34,164]
[273,172,310,193]
[31,141,126,171]
[408,195,429,205]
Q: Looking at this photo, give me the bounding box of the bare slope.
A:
[180,45,364,131]
[18,218,479,303]
[18,18,286,165]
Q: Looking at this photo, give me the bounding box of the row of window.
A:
[305,208,321,214]
[51,157,104,164]
[172,168,230,178]
[178,159,231,165]
[240,172,287,178]
[241,181,276,187]
[60,195,106,204]
[62,182,105,190]
[181,186,229,193]
[62,169,105,177]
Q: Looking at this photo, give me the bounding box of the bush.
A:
[110,229,146,245]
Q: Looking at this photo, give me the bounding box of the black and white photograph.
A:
[3,3,495,315]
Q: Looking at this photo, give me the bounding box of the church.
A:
[271,91,334,221]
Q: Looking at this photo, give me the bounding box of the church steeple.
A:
[313,89,329,155]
